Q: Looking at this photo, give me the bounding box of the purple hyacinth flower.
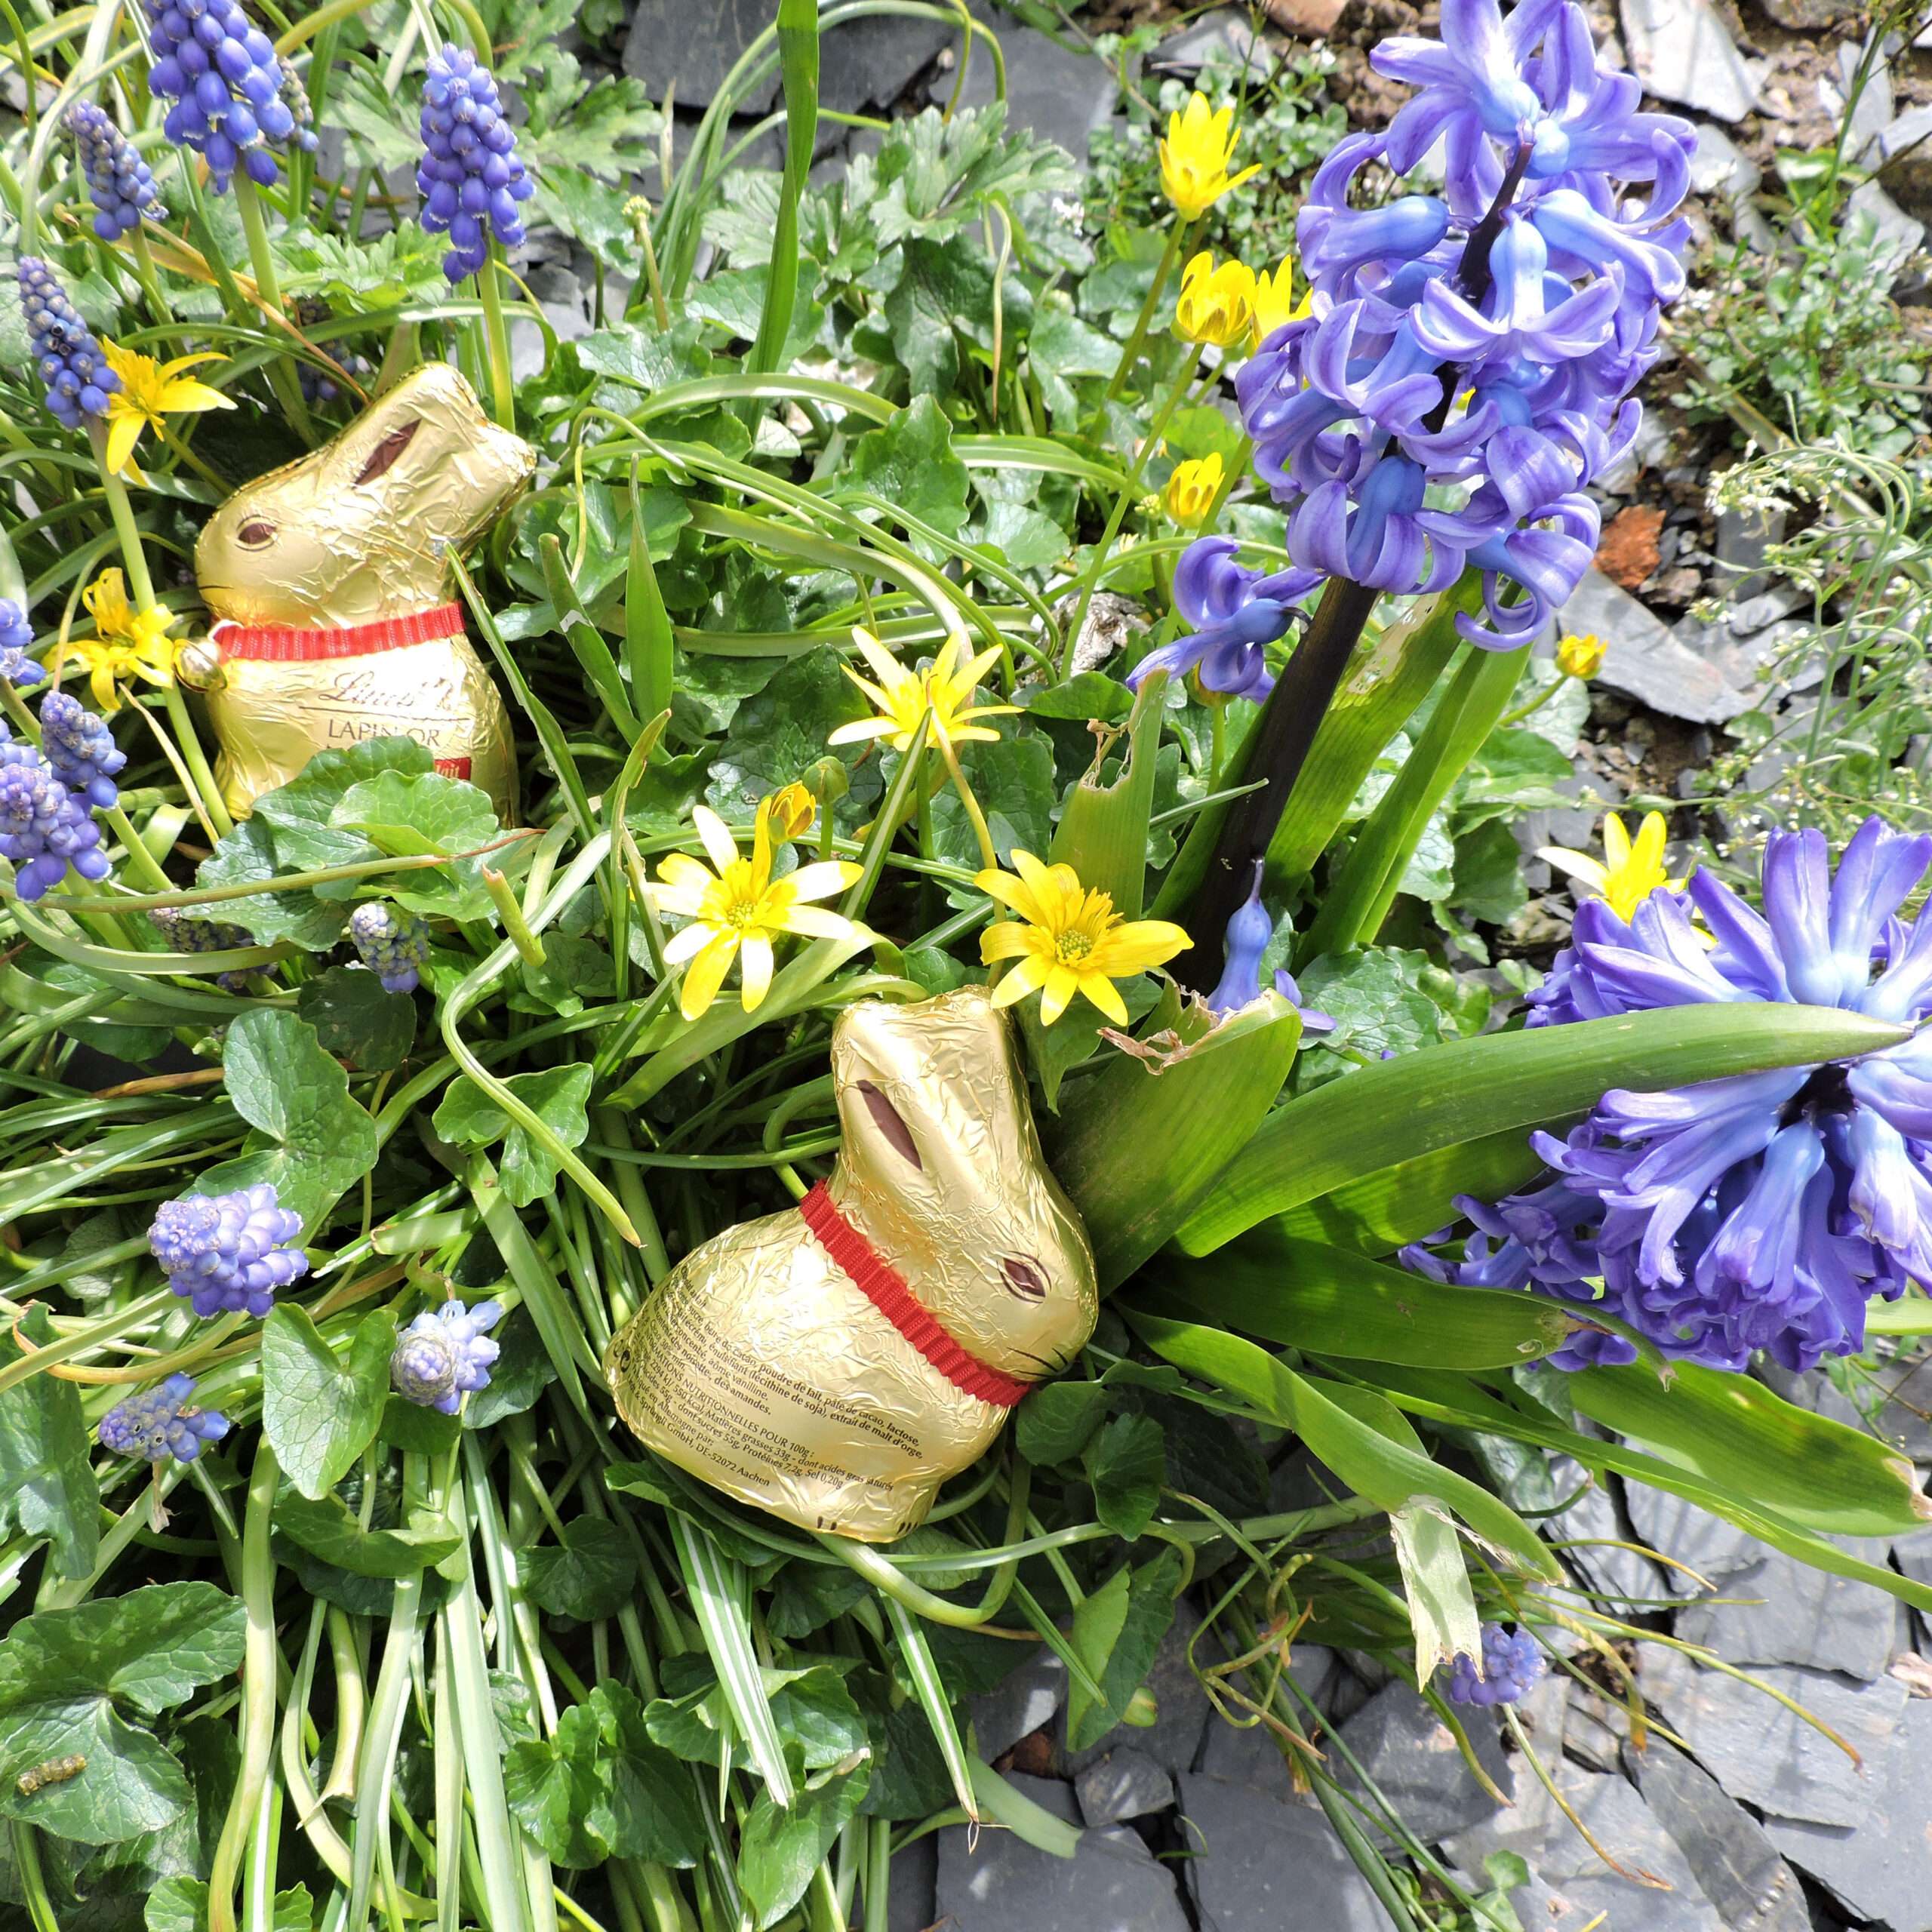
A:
[1204,862,1339,1035]
[99,1373,231,1463]
[143,0,311,192]
[0,721,112,899]
[390,1297,504,1413]
[1414,818,1932,1372]
[417,45,534,284]
[1130,537,1320,702]
[1444,1623,1544,1706]
[149,1183,308,1318]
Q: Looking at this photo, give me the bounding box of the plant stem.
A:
[230,172,316,442]
[1106,217,1188,401]
[937,734,997,874]
[476,242,515,428]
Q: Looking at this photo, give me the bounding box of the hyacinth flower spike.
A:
[1204,860,1337,1033]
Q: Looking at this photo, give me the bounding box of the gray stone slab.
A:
[1195,1644,1342,1792]
[1897,1523,1932,1590]
[1674,1541,1897,1681]
[1531,1767,1726,1932]
[936,1772,1190,1932]
[1068,1606,1214,1777]
[1763,1697,1932,1929]
[1869,1352,1932,1461]
[1622,1484,1758,1599]
[1641,1646,1909,1829]
[1179,1774,1385,1932]
[1619,0,1761,122]
[1438,1669,1569,1869]
[1332,1682,1512,1847]
[955,0,1114,160]
[1541,1457,1674,1608]
[1075,1746,1174,1828]
[888,1833,937,1932]
[1848,180,1926,269]
[973,1652,1066,1762]
[1561,570,1752,724]
[1689,125,1762,202]
[1632,1743,1811,1932]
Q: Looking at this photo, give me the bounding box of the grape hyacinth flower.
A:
[390,1298,505,1413]
[1406,818,1932,1373]
[66,101,162,240]
[1129,537,1319,703]
[0,723,112,900]
[142,0,313,191]
[1445,1624,1543,1708]
[18,257,119,429]
[0,601,42,690]
[150,904,255,991]
[150,1183,308,1317]
[350,902,430,993]
[1204,861,1337,1035]
[38,690,126,810]
[416,44,534,283]
[99,1373,231,1463]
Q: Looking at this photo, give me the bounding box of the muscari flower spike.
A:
[151,904,256,991]
[1162,0,1693,669]
[0,720,112,900]
[149,1182,308,1317]
[17,257,119,429]
[142,0,316,192]
[390,1298,505,1413]
[0,601,42,691]
[1405,818,1932,1374]
[99,1372,231,1463]
[38,689,126,810]
[1445,1624,1543,1707]
[417,44,535,283]
[67,101,162,240]
[350,901,431,994]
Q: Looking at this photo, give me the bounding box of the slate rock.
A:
[954,0,1112,158]
[1897,1523,1932,1590]
[1332,1682,1512,1847]
[1196,1644,1343,1791]
[1075,1746,1174,1828]
[1622,1481,1758,1598]
[1179,1774,1385,1931]
[1689,124,1761,204]
[1876,103,1932,221]
[936,1772,1190,1932]
[1561,570,1751,724]
[1632,1743,1811,1932]
[1675,1541,1897,1682]
[1762,1697,1932,1929]
[1641,1646,1909,1829]
[1068,1605,1214,1777]
[1540,1456,1672,1607]
[1869,1352,1932,1461]
[1531,1767,1726,1932]
[1438,1669,1569,1869]
[1847,179,1926,269]
[1619,0,1761,122]
[888,1833,938,1932]
[974,1651,1067,1762]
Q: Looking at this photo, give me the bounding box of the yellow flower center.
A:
[1054,928,1096,964]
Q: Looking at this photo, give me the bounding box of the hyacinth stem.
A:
[476,242,516,429]
[230,172,318,444]
[128,224,174,328]
[1106,217,1189,402]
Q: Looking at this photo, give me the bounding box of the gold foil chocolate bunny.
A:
[180,362,535,821]
[605,986,1099,1542]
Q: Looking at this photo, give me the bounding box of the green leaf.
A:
[1065,1547,1183,1752]
[930,734,1056,875]
[1015,1381,1108,1466]
[645,1665,868,1774]
[1181,1003,1916,1254]
[146,1876,313,1932]
[1051,990,1300,1291]
[461,1310,555,1429]
[1141,1229,1574,1369]
[1294,946,1457,1065]
[1131,1315,1558,1581]
[432,1064,594,1209]
[738,1764,873,1928]
[1567,1361,1932,1539]
[703,649,881,827]
[260,1306,396,1500]
[523,1518,638,1620]
[1084,1413,1166,1540]
[1048,669,1164,916]
[251,736,431,875]
[205,1008,379,1226]
[835,395,970,535]
[0,1307,97,1577]
[1024,672,1136,726]
[332,769,497,858]
[272,1489,460,1578]
[195,817,344,951]
[0,1583,243,1844]
[296,965,417,1073]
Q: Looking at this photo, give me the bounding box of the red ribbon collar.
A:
[798,1183,1032,1410]
[211,601,466,663]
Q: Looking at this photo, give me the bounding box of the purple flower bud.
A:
[0,601,42,690]
[349,902,429,994]
[1445,1623,1543,1706]
[416,45,532,285]
[390,1297,504,1412]
[17,258,119,429]
[38,690,125,810]
[0,721,112,898]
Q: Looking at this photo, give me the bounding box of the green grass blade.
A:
[881,1597,979,1823]
[746,0,817,388]
[625,464,675,722]
[539,532,641,740]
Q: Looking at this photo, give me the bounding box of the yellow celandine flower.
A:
[1164,453,1225,527]
[1556,631,1606,680]
[1174,251,1257,348]
[648,804,862,1021]
[976,850,1192,1026]
[100,341,235,480]
[1539,811,1688,923]
[826,629,1019,756]
[63,568,179,711]
[1158,92,1261,220]
[1249,255,1311,349]
[760,782,817,841]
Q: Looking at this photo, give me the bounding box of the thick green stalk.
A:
[230,173,316,442]
[476,243,515,429]
[744,0,818,398]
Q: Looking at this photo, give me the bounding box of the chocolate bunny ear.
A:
[352,420,420,486]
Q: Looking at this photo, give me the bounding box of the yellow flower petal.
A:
[1078,971,1131,1026]
[691,804,740,877]
[103,410,145,480]
[990,951,1052,1008]
[661,920,716,964]
[678,931,740,1021]
[739,932,774,1010]
[1038,965,1081,1026]
[783,905,859,942]
[785,860,861,903]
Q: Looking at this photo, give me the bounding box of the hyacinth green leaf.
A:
[1131,1314,1558,1580]
[1140,1229,1572,1369]
[1048,669,1167,918]
[540,533,642,740]
[1051,990,1300,1293]
[1180,1003,1915,1255]
[1566,1362,1932,1540]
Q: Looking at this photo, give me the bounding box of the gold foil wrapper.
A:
[191,362,536,820]
[606,986,1100,1542]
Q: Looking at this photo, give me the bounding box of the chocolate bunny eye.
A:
[1001,1257,1048,1302]
[855,1081,920,1169]
[235,519,275,548]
